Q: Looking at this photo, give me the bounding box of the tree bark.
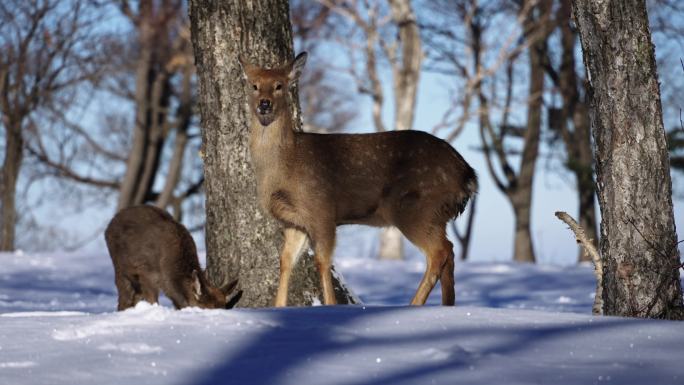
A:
[573,0,683,319]
[0,121,22,251]
[189,0,355,307]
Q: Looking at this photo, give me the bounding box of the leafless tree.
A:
[114,0,201,215]
[541,0,597,263]
[422,0,551,263]
[27,0,204,226]
[315,0,423,260]
[0,0,102,251]
[290,0,358,133]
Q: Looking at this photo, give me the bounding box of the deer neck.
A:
[249,111,296,182]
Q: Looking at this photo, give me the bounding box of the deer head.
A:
[238,52,307,127]
[189,270,240,309]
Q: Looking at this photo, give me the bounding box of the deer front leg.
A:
[274,228,309,307]
[312,226,337,305]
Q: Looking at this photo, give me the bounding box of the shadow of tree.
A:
[189,306,683,385]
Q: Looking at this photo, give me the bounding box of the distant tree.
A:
[188,0,355,307]
[28,0,204,227]
[114,0,201,215]
[543,0,598,263]
[290,0,358,134]
[423,0,551,263]
[0,0,100,251]
[573,0,683,318]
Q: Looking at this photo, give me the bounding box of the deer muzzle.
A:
[257,99,272,114]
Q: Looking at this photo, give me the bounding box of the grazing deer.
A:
[239,52,477,307]
[105,205,239,310]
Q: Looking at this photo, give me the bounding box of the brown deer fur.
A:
[240,52,477,306]
[105,205,238,310]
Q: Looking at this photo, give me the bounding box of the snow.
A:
[1,227,683,385]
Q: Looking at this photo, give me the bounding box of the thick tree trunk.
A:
[573,0,683,319]
[189,0,355,307]
[0,122,22,251]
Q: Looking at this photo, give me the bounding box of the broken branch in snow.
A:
[555,211,604,315]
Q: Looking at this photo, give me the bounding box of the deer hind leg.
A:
[310,225,337,305]
[115,273,137,311]
[440,237,455,306]
[398,223,454,306]
[274,228,309,307]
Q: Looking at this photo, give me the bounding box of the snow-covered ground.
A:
[1,226,683,385]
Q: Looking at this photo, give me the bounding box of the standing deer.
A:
[239,52,477,306]
[105,205,239,310]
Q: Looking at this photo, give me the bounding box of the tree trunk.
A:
[378,0,422,261]
[378,227,404,260]
[0,121,22,251]
[451,194,477,261]
[573,0,683,319]
[117,12,154,211]
[388,0,421,132]
[511,198,535,263]
[189,0,355,307]
[506,2,547,263]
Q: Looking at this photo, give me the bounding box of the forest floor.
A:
[1,226,683,385]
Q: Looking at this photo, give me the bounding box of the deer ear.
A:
[288,52,307,82]
[220,278,239,296]
[191,270,202,300]
[238,54,255,80]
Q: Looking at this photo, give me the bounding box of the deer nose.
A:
[258,99,272,112]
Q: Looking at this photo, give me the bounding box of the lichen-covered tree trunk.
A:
[573,0,683,319]
[188,0,355,307]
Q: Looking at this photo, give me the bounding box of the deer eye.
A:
[252,84,258,90]
[275,83,282,90]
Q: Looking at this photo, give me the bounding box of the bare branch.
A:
[555,211,603,315]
